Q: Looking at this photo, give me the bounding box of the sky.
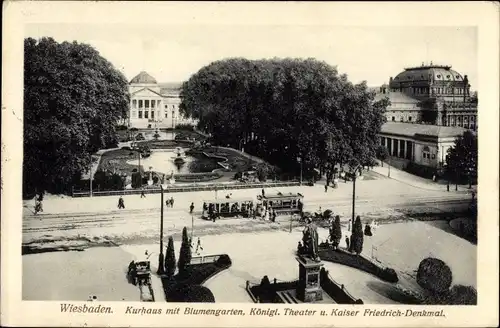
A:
[25,24,477,88]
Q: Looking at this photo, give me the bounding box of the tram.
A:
[257,192,304,215]
[201,197,255,219]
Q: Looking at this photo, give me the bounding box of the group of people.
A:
[34,193,44,215]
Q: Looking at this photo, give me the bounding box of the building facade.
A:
[127,71,197,129]
[375,64,478,130]
[379,122,467,169]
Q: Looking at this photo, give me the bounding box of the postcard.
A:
[1,1,499,327]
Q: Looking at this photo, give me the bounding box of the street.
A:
[23,177,472,254]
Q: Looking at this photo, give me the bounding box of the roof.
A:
[390,65,465,87]
[130,71,158,84]
[374,91,420,104]
[380,122,467,139]
[158,82,183,90]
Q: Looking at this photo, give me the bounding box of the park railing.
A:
[72,181,301,198]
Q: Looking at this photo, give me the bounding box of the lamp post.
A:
[351,164,362,227]
[191,214,194,241]
[297,156,303,185]
[157,184,165,275]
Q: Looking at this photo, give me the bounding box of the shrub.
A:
[175,123,195,131]
[380,268,399,283]
[121,146,132,151]
[178,227,192,274]
[168,284,215,303]
[234,172,242,180]
[350,216,364,255]
[164,236,176,278]
[364,224,373,236]
[260,275,271,287]
[116,125,128,131]
[131,172,142,188]
[323,209,333,219]
[417,258,453,293]
[447,285,477,305]
[330,216,342,248]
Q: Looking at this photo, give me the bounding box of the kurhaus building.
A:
[375,63,478,130]
[127,71,197,129]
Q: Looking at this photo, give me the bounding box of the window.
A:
[456,75,460,79]
[165,112,168,118]
[151,110,154,118]
[131,110,137,118]
[408,117,412,122]
[151,100,155,108]
[437,74,441,78]
[145,100,150,108]
[446,75,450,79]
[392,116,395,121]
[132,99,137,108]
[139,100,143,108]
[138,111,143,119]
[165,105,168,109]
[145,111,149,119]
[423,146,430,161]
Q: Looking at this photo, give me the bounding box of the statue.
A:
[302,217,320,262]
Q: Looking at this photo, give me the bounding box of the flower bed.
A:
[161,254,232,302]
[317,246,399,283]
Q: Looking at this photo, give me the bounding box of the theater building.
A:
[127,71,197,129]
[379,122,467,170]
[375,63,478,130]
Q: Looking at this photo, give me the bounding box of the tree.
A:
[164,236,176,278]
[349,216,364,255]
[23,37,129,196]
[446,131,478,188]
[179,58,389,181]
[178,227,192,274]
[376,144,389,167]
[417,258,453,294]
[329,215,342,249]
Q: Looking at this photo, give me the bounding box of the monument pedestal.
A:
[296,255,323,302]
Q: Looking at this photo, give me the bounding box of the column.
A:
[404,140,408,159]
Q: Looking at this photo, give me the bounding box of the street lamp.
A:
[297,156,303,185]
[157,184,166,275]
[351,163,362,227]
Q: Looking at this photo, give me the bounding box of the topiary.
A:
[350,216,364,255]
[416,258,453,293]
[330,216,342,249]
[164,236,176,278]
[178,227,192,274]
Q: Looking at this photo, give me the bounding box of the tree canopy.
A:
[23,37,129,196]
[446,131,478,185]
[180,58,389,178]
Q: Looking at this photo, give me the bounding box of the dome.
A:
[130,71,157,84]
[391,65,464,86]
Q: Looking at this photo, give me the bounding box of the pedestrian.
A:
[195,237,203,254]
[140,188,146,198]
[272,209,277,222]
[345,236,350,250]
[432,174,437,182]
[190,202,194,214]
[261,188,265,197]
[165,199,170,208]
[471,190,476,201]
[324,184,328,193]
[118,196,125,209]
[170,197,174,207]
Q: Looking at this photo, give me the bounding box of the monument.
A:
[296,217,324,302]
